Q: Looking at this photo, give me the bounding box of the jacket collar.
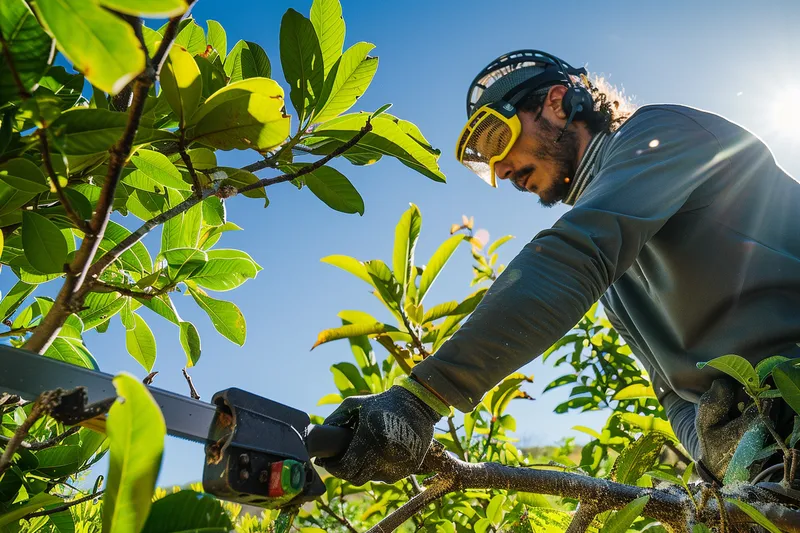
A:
[563,132,610,206]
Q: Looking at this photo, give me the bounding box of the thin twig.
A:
[448,416,468,461]
[143,371,158,385]
[179,146,203,197]
[0,426,79,451]
[0,391,59,476]
[317,500,358,533]
[182,368,200,400]
[38,131,89,232]
[0,327,37,338]
[237,120,373,193]
[565,503,600,533]
[90,280,166,300]
[22,490,104,519]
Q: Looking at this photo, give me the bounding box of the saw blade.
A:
[0,345,216,445]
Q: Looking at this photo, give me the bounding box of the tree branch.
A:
[21,4,196,355]
[317,500,358,533]
[180,146,203,197]
[182,368,200,400]
[89,280,169,300]
[38,131,89,232]
[237,120,373,193]
[0,326,37,338]
[22,490,104,519]
[0,426,79,451]
[0,391,59,476]
[367,444,800,533]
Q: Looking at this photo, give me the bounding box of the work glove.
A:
[695,378,761,483]
[316,376,450,485]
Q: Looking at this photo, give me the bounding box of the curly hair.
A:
[516,74,635,135]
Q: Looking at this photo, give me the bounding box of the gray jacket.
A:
[412,104,800,456]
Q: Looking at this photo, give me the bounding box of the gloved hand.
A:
[316,377,449,485]
[695,378,761,482]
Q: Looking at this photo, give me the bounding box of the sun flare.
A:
[769,85,800,137]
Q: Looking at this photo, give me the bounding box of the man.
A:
[318,49,800,492]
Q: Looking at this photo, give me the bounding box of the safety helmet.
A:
[456,50,591,187]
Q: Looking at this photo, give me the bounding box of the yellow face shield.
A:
[455,103,522,187]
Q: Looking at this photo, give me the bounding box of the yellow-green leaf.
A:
[392,203,421,296]
[418,234,465,303]
[224,40,270,83]
[726,499,782,533]
[321,254,372,285]
[313,42,378,122]
[160,45,202,127]
[612,383,657,401]
[312,322,390,349]
[22,211,68,274]
[186,78,289,151]
[33,0,145,94]
[97,0,187,17]
[125,312,157,372]
[188,285,246,346]
[280,9,324,123]
[180,321,201,367]
[103,373,166,533]
[310,0,345,77]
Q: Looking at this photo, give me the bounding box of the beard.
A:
[531,116,580,207]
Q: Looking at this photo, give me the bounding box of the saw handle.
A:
[306,424,353,459]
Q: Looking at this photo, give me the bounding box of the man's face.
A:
[493,107,580,207]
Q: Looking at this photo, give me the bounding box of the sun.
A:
[768,85,800,136]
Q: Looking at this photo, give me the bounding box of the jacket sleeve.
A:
[412,108,724,412]
[602,306,701,459]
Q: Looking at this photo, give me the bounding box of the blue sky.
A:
[4,0,800,486]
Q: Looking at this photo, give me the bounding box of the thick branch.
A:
[0,391,58,476]
[368,445,800,533]
[38,131,89,232]
[237,120,373,193]
[22,490,104,519]
[0,426,79,451]
[317,500,358,533]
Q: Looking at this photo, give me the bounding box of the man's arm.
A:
[412,107,725,412]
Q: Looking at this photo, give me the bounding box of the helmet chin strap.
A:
[555,103,582,143]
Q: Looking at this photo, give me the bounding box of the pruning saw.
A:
[0,345,352,509]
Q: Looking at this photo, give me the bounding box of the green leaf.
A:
[22,211,68,274]
[33,0,144,95]
[312,113,445,182]
[136,294,181,326]
[103,373,166,533]
[321,254,372,285]
[126,313,157,371]
[773,362,800,416]
[37,66,84,108]
[33,444,83,478]
[95,220,153,274]
[392,203,421,297]
[97,0,187,17]
[487,235,514,255]
[310,0,345,78]
[126,150,192,192]
[202,196,225,226]
[726,499,782,533]
[612,383,657,401]
[366,259,402,315]
[371,103,392,119]
[280,9,324,123]
[697,354,760,396]
[619,412,677,440]
[206,20,227,62]
[180,321,202,367]
[160,44,202,127]
[163,248,207,282]
[314,42,378,123]
[288,163,364,215]
[224,40,270,83]
[188,285,246,346]
[173,20,206,56]
[194,55,227,99]
[190,249,259,291]
[599,495,649,533]
[0,281,35,322]
[79,291,128,329]
[49,108,176,156]
[141,490,232,533]
[526,508,573,533]
[612,432,668,484]
[331,362,370,395]
[0,493,62,527]
[186,78,290,151]
[44,337,98,370]
[756,356,789,384]
[418,234,464,303]
[0,0,54,103]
